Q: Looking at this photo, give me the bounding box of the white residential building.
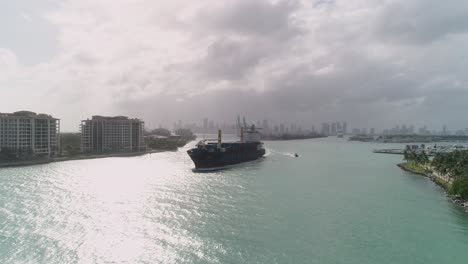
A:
[0,111,60,157]
[80,116,145,153]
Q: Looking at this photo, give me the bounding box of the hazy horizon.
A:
[2,0,468,131]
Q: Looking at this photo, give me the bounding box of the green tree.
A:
[149,128,171,137]
[431,149,468,198]
[417,151,429,165]
[403,149,410,163]
[175,128,196,140]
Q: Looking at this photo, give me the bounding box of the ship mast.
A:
[236,115,242,137]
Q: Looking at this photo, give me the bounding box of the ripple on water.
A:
[2,141,468,263]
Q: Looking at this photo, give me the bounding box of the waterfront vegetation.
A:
[0,148,31,161]
[60,133,81,156]
[401,147,429,174]
[401,161,426,174]
[145,128,196,150]
[403,148,468,199]
[432,150,468,199]
[174,128,197,141]
[403,148,429,166]
[1,129,196,166]
[146,128,171,137]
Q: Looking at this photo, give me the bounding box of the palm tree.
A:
[408,151,417,164]
[403,149,410,163]
[419,151,429,165]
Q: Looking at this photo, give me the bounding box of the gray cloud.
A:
[376,0,468,44]
[203,0,301,38]
[1,0,468,132]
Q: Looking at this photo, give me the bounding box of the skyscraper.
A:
[203,118,208,132]
[331,122,337,135]
[321,123,330,135]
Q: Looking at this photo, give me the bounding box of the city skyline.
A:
[170,117,467,137]
[2,109,466,137]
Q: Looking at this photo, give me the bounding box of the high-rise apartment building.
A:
[0,111,60,158]
[80,116,145,153]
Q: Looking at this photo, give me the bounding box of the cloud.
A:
[1,0,468,131]
[0,48,18,80]
[199,0,301,38]
[20,12,33,22]
[375,0,468,44]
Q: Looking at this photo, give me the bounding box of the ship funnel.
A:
[218,129,222,146]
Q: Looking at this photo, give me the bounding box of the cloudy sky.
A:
[1,0,468,132]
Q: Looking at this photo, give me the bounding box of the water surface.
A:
[1,138,468,263]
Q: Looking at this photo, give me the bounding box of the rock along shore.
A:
[397,163,468,212]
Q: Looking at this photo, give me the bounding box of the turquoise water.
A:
[1,137,468,263]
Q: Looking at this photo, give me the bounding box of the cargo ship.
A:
[187,119,265,170]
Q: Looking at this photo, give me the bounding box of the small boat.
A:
[294,153,299,158]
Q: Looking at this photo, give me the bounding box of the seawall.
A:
[0,149,166,168]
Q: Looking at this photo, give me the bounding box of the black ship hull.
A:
[187,142,265,169]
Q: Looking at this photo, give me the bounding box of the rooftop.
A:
[0,111,58,119]
[82,115,143,122]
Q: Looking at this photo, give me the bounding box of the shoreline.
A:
[0,149,169,168]
[263,136,327,141]
[397,163,468,212]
